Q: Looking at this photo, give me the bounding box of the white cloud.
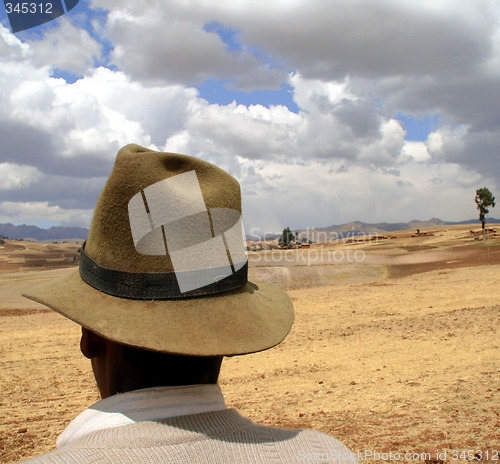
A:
[291,74,354,111]
[358,119,408,166]
[96,2,287,89]
[240,158,487,233]
[0,24,31,60]
[0,30,153,176]
[0,201,93,227]
[54,66,198,147]
[225,0,497,79]
[425,125,500,183]
[164,100,303,162]
[403,141,430,162]
[161,73,397,167]
[0,163,39,190]
[27,20,102,74]
[1,0,500,230]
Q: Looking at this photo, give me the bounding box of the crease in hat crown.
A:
[22,144,295,356]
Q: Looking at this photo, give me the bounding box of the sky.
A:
[0,0,499,234]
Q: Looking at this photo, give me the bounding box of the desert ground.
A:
[1,225,499,463]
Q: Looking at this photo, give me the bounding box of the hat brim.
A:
[23,269,294,356]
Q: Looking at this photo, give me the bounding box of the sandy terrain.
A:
[1,226,499,463]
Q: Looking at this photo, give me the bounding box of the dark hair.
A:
[116,343,223,392]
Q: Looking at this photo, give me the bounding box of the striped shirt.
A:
[56,384,227,448]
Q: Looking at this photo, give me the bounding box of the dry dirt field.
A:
[1,226,499,463]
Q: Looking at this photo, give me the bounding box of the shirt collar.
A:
[57,384,227,448]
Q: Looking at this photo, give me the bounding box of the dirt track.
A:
[1,228,499,463]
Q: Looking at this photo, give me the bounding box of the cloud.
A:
[426,126,500,181]
[163,72,410,170]
[0,163,105,209]
[1,0,500,229]
[0,29,153,178]
[80,0,500,180]
[93,2,287,89]
[0,163,39,190]
[0,201,92,228]
[224,0,496,80]
[403,141,431,162]
[27,19,102,74]
[95,0,492,88]
[240,157,486,233]
[58,66,199,147]
[164,100,303,162]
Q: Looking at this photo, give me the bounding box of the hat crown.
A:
[86,144,244,277]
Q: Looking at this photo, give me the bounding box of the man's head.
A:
[24,144,294,385]
[80,328,223,398]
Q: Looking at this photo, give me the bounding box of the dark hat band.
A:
[79,244,248,300]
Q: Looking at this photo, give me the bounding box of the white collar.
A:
[57,384,227,448]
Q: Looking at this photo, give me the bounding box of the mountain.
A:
[2,217,499,242]
[313,218,448,234]
[0,223,89,241]
[296,217,500,240]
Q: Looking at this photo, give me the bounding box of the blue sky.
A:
[0,0,498,231]
[396,114,440,142]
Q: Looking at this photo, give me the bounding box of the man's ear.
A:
[80,327,106,359]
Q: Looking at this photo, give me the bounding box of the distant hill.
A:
[0,223,89,241]
[297,218,500,240]
[2,218,499,242]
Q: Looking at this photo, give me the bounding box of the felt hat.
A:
[24,144,294,356]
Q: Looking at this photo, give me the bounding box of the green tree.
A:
[279,227,294,248]
[475,187,496,231]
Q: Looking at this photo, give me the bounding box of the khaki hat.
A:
[24,144,294,356]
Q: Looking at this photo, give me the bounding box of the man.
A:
[23,144,358,463]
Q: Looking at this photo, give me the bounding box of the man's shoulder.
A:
[288,428,359,462]
[245,420,358,462]
[20,450,63,464]
[20,410,359,463]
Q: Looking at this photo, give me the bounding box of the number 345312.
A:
[5,3,53,14]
